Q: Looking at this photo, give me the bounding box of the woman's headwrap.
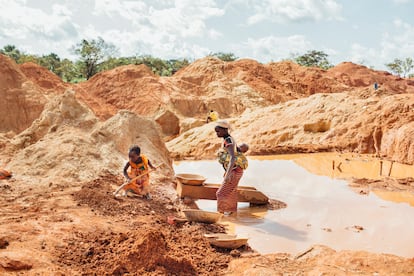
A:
[216,120,231,132]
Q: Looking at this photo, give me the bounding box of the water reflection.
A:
[373,190,414,206]
[279,152,414,180]
[174,153,414,258]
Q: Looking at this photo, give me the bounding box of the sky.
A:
[0,0,414,71]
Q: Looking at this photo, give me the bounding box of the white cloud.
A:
[349,43,378,68]
[84,0,225,59]
[78,22,210,60]
[0,1,78,40]
[208,29,222,39]
[0,0,412,68]
[245,0,343,25]
[347,19,414,70]
[93,0,224,38]
[392,0,412,4]
[380,19,414,62]
[93,0,148,20]
[148,0,224,38]
[237,35,313,62]
[82,0,224,59]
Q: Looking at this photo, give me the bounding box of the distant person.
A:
[374,82,379,90]
[122,145,156,199]
[206,110,219,123]
[214,120,246,215]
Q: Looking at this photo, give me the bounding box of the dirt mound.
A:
[173,56,227,91]
[55,173,233,275]
[68,57,414,143]
[72,172,175,217]
[165,57,271,119]
[56,226,231,276]
[225,59,348,103]
[328,62,386,87]
[269,61,350,94]
[327,62,414,94]
[167,92,414,165]
[73,57,272,125]
[383,121,414,164]
[0,55,48,134]
[74,64,171,120]
[6,90,174,185]
[19,62,69,93]
[0,54,26,89]
[227,245,414,275]
[224,59,292,104]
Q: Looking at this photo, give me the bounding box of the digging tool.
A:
[113,163,164,197]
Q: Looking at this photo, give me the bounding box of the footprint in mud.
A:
[0,237,9,249]
[345,225,364,233]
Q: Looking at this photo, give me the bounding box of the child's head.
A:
[238,143,249,153]
[128,145,141,162]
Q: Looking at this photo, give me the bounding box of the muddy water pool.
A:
[173,153,414,258]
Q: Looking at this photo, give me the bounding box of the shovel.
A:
[113,163,164,197]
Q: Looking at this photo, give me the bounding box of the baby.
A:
[237,143,249,154]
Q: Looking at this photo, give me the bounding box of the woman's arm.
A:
[148,159,156,170]
[224,139,236,181]
[123,162,131,179]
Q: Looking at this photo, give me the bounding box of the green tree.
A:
[385,58,403,76]
[385,58,414,77]
[18,54,40,64]
[402,57,414,77]
[1,45,23,63]
[135,56,190,76]
[99,57,132,72]
[92,55,189,77]
[294,50,333,69]
[59,58,80,82]
[0,45,43,64]
[210,52,238,62]
[72,37,118,79]
[167,58,190,75]
[135,55,167,75]
[39,53,62,76]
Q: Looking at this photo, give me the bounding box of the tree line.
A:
[290,50,414,78]
[0,38,239,83]
[1,38,413,82]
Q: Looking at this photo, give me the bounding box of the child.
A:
[218,142,249,171]
[122,145,156,199]
[237,143,249,154]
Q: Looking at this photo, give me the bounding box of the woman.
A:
[214,120,244,215]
